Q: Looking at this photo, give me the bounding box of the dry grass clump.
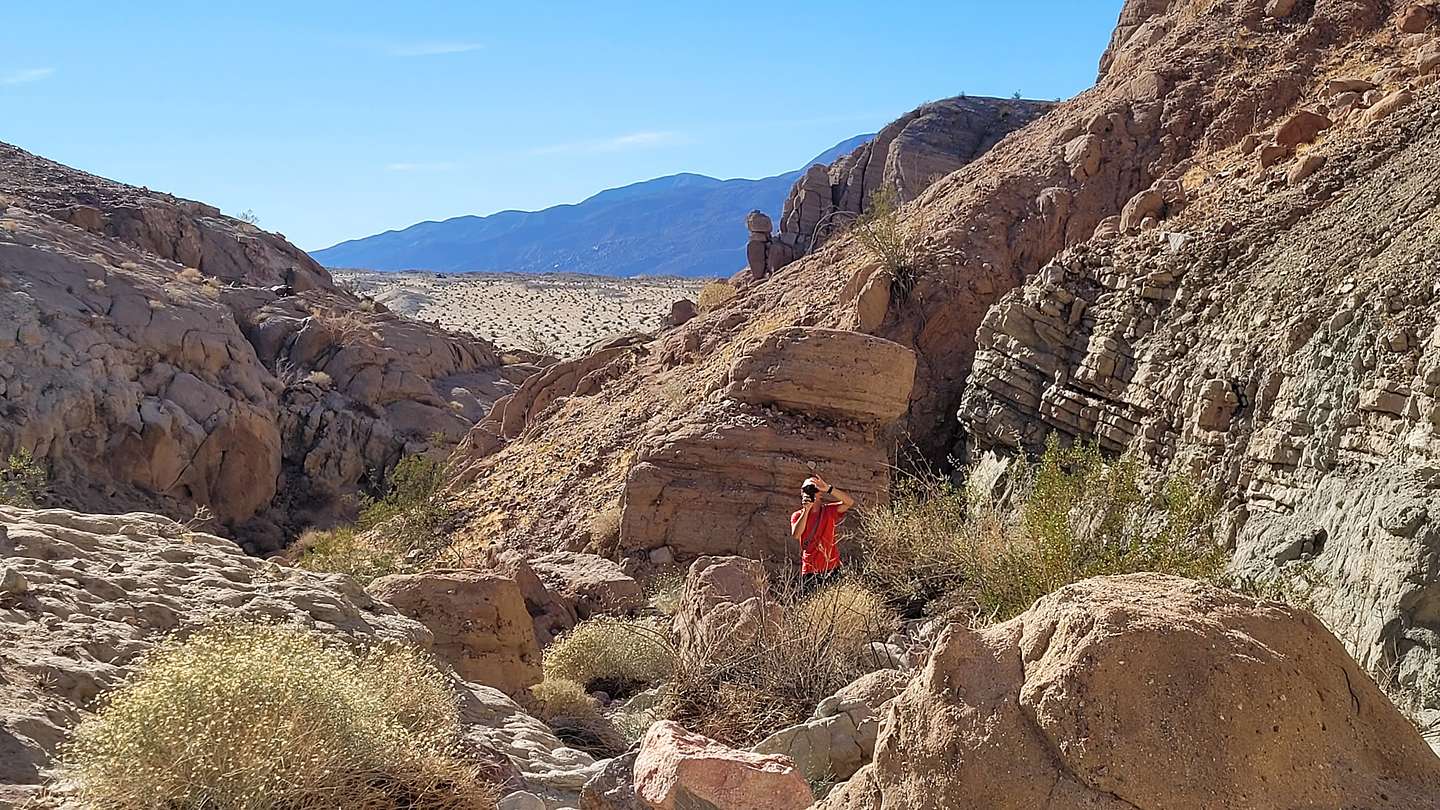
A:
[589,506,622,558]
[544,617,675,697]
[697,280,737,312]
[61,622,495,810]
[312,307,381,346]
[859,438,1227,623]
[647,571,686,616]
[529,678,625,757]
[175,266,205,283]
[852,184,923,301]
[665,577,897,746]
[296,455,465,583]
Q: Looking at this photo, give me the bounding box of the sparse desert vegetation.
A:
[334,271,701,357]
[61,622,496,810]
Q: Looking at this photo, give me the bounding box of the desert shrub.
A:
[61,622,495,810]
[858,437,1226,624]
[853,184,921,300]
[530,678,625,757]
[544,617,675,698]
[236,209,260,225]
[297,455,463,582]
[647,571,686,616]
[312,307,381,346]
[589,506,622,559]
[697,280,737,312]
[0,449,47,507]
[175,266,205,283]
[664,576,896,746]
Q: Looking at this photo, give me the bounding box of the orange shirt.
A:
[791,502,845,574]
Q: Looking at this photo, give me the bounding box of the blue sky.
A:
[1,1,1123,250]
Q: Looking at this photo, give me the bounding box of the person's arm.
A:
[791,500,819,540]
[811,475,856,514]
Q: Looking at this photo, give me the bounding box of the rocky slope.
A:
[311,135,872,278]
[440,0,1440,731]
[0,142,529,549]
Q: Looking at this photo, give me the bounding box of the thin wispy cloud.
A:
[385,161,460,172]
[388,42,483,57]
[530,131,682,156]
[1,67,55,86]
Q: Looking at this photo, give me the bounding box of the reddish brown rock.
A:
[1274,109,1333,148]
[1398,4,1434,32]
[633,721,812,810]
[671,556,779,666]
[822,575,1440,809]
[368,570,542,697]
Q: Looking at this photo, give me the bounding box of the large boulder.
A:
[368,570,542,698]
[633,721,813,810]
[528,551,644,619]
[753,669,910,784]
[723,328,917,423]
[821,574,1440,809]
[671,556,779,666]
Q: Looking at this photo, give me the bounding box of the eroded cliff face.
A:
[959,19,1440,734]
[0,142,521,549]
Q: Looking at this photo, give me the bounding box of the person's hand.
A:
[810,474,830,492]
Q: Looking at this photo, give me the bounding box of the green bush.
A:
[62,622,495,809]
[853,184,920,300]
[0,449,47,507]
[544,617,675,697]
[858,437,1227,623]
[297,455,461,582]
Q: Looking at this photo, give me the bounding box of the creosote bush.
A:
[0,449,47,507]
[697,280,737,312]
[297,454,463,583]
[859,437,1226,623]
[529,678,626,757]
[62,622,495,810]
[543,617,675,698]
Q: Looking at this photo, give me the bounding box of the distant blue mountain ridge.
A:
[310,134,872,278]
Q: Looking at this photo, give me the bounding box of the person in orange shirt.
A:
[789,474,855,593]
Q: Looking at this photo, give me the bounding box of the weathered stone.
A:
[821,575,1440,809]
[528,552,644,618]
[368,570,542,697]
[634,721,812,810]
[1274,109,1332,148]
[723,328,917,422]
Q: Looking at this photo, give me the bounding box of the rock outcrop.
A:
[764,95,1053,271]
[957,57,1440,725]
[672,556,779,665]
[722,328,917,422]
[0,141,522,548]
[821,575,1440,809]
[368,570,543,698]
[753,668,909,786]
[633,721,812,810]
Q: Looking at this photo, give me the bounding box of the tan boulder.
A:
[821,574,1440,809]
[1399,4,1433,32]
[369,570,542,698]
[672,556,780,666]
[1265,0,1297,17]
[723,327,917,422]
[633,721,812,810]
[528,551,643,619]
[1367,89,1416,123]
[1419,42,1440,75]
[754,669,911,784]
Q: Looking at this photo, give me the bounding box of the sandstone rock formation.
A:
[0,505,429,805]
[439,0,1440,734]
[368,570,543,697]
[0,142,521,549]
[957,53,1440,726]
[527,551,644,619]
[769,95,1053,267]
[821,575,1440,809]
[722,328,917,422]
[671,556,779,665]
[633,721,812,810]
[753,668,909,785]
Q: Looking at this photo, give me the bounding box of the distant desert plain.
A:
[334,270,704,357]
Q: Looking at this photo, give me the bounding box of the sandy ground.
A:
[334,270,701,357]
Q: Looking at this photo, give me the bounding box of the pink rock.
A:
[633,721,813,810]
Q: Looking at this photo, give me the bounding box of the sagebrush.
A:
[62,622,495,810]
[697,280,737,312]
